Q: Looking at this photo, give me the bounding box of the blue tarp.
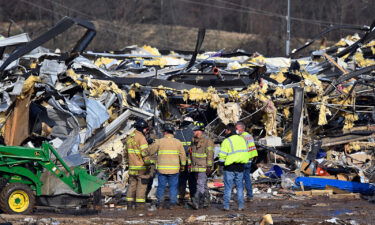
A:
[295,177,375,195]
[265,165,284,178]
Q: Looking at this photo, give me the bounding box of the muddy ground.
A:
[1,197,374,225]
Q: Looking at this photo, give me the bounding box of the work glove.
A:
[149,164,156,177]
[147,138,154,145]
[180,165,185,172]
[218,162,224,176]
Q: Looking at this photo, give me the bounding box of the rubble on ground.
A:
[0,16,374,202]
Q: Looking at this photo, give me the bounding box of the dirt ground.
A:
[1,197,374,225]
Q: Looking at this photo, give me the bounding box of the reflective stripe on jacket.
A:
[152,134,187,174]
[125,130,150,175]
[241,132,258,159]
[189,134,214,172]
[219,134,249,166]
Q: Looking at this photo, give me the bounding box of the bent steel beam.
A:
[0,17,96,76]
[290,24,370,57]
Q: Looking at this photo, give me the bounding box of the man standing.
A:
[153,123,186,209]
[219,123,250,211]
[236,121,258,201]
[189,122,214,209]
[124,118,151,210]
[174,117,195,204]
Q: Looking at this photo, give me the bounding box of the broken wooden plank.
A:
[310,176,337,180]
[329,193,360,199]
[4,94,31,146]
[311,190,333,196]
[323,53,348,74]
[295,191,312,196]
[300,160,314,175]
[321,134,375,147]
[336,174,349,181]
[344,125,375,133]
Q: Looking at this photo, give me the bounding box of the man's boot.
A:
[202,191,211,208]
[191,194,200,210]
[178,198,185,206]
[156,201,164,210]
[125,202,135,210]
[168,202,178,210]
[135,202,147,210]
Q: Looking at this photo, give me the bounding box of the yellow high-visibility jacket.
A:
[241,131,258,159]
[219,134,250,166]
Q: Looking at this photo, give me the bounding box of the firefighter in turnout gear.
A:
[189,122,214,209]
[124,119,152,210]
[174,117,196,204]
[152,123,187,209]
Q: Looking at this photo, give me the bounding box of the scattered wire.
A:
[178,0,363,27]
[18,0,130,38]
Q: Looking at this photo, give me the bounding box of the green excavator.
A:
[0,142,105,214]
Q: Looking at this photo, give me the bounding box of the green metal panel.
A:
[0,166,42,195]
[0,145,49,162]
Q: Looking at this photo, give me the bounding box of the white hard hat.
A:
[183,117,194,122]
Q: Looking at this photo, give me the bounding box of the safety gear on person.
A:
[240,132,258,159]
[124,130,151,205]
[125,130,151,174]
[163,123,175,133]
[206,167,212,175]
[183,117,194,122]
[219,134,250,166]
[134,119,149,131]
[181,117,194,127]
[188,134,214,172]
[175,123,194,152]
[192,121,205,131]
[153,133,186,174]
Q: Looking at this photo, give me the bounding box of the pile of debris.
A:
[1,17,374,200]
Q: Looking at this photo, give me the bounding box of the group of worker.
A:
[123,117,258,211]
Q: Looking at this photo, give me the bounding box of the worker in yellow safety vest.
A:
[219,123,250,211]
[236,121,258,201]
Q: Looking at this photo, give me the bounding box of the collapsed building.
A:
[0,17,374,202]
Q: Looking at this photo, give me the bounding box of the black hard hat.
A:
[192,121,205,131]
[163,123,175,133]
[134,119,149,131]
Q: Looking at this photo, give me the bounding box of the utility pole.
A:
[286,0,291,56]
